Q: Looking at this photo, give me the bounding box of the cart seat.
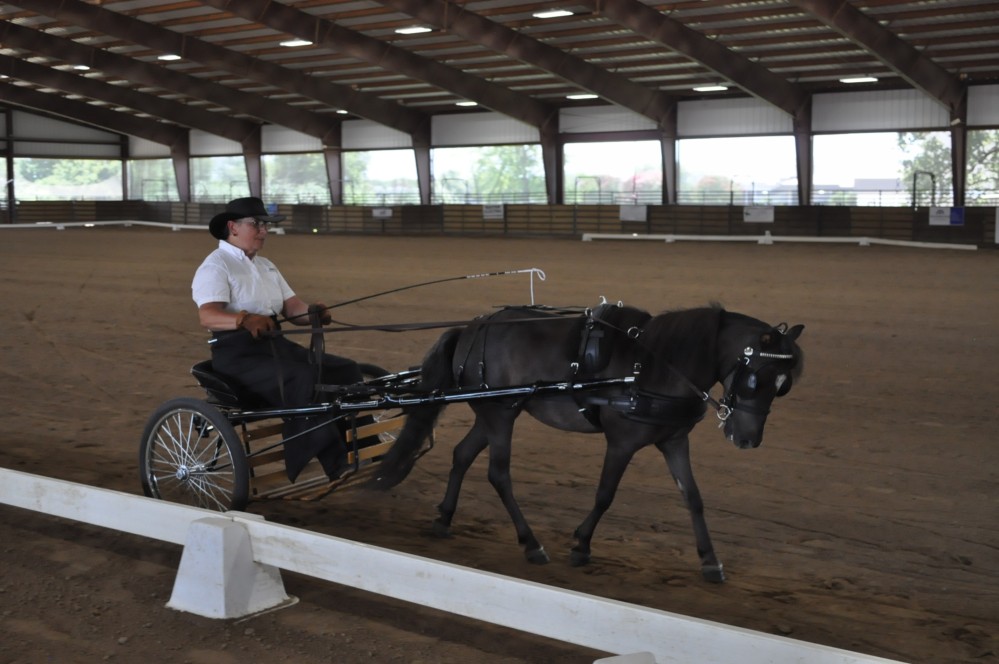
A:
[190,360,267,408]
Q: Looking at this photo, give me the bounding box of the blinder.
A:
[722,341,796,415]
[734,366,792,399]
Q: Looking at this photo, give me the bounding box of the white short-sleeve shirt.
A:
[191,240,295,316]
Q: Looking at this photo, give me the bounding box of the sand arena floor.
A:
[0,227,996,663]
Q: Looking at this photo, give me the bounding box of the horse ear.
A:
[784,324,804,341]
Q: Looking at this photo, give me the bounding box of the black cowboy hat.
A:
[209,197,286,239]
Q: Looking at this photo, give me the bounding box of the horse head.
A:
[719,321,804,449]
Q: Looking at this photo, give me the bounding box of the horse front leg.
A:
[657,435,725,583]
[482,409,549,564]
[434,419,490,538]
[571,442,636,567]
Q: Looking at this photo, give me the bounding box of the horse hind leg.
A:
[571,442,635,567]
[657,436,726,583]
[481,408,549,565]
[433,419,490,538]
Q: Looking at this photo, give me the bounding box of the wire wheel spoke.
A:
[140,398,249,511]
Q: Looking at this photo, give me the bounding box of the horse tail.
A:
[372,327,461,489]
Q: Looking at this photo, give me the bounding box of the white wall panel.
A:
[261,125,323,153]
[560,106,656,134]
[13,141,120,157]
[343,119,412,150]
[678,98,792,136]
[12,110,116,143]
[813,89,948,132]
[190,130,242,156]
[11,110,120,157]
[432,112,539,146]
[130,137,171,158]
[968,84,999,126]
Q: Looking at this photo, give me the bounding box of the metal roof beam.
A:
[579,0,810,118]
[0,81,188,149]
[0,53,258,147]
[13,0,428,138]
[791,0,965,114]
[198,0,556,129]
[3,1,342,144]
[378,0,677,129]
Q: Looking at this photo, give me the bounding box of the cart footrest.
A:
[246,415,405,501]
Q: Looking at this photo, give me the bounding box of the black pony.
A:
[374,303,804,582]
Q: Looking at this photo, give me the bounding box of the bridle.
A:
[618,318,796,425]
[715,345,795,423]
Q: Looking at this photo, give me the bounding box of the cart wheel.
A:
[139,397,249,512]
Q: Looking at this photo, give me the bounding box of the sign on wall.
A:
[482,204,505,220]
[619,205,647,222]
[929,207,964,226]
[743,206,775,223]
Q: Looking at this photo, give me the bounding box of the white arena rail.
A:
[0,220,284,234]
[0,467,906,664]
[581,231,978,251]
[0,221,977,250]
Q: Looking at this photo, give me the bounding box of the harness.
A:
[576,311,797,430]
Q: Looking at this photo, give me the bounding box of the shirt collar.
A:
[218,239,251,261]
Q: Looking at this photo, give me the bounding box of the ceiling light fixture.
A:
[840,76,878,84]
[567,93,598,100]
[395,26,433,35]
[533,10,574,19]
[335,109,349,114]
[74,64,90,71]
[455,101,478,107]
[158,54,181,61]
[693,85,728,92]
[280,39,313,47]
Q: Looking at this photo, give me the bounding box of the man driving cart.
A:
[191,196,363,482]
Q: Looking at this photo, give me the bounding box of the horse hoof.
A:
[525,546,550,565]
[702,564,726,584]
[569,549,591,567]
[431,519,453,539]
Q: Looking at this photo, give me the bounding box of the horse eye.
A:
[746,373,757,390]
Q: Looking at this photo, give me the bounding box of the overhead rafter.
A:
[197,0,557,130]
[2,1,342,145]
[790,0,966,115]
[0,53,258,146]
[0,81,188,149]
[379,0,677,129]
[577,0,810,119]
[11,0,429,139]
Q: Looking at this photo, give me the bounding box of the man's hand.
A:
[313,302,333,325]
[241,313,276,339]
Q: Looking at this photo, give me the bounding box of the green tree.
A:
[471,145,545,203]
[898,129,999,204]
[342,152,372,203]
[16,158,56,182]
[897,132,950,205]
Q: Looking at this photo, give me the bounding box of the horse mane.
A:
[638,304,725,381]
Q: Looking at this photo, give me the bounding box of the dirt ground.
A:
[0,227,996,664]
